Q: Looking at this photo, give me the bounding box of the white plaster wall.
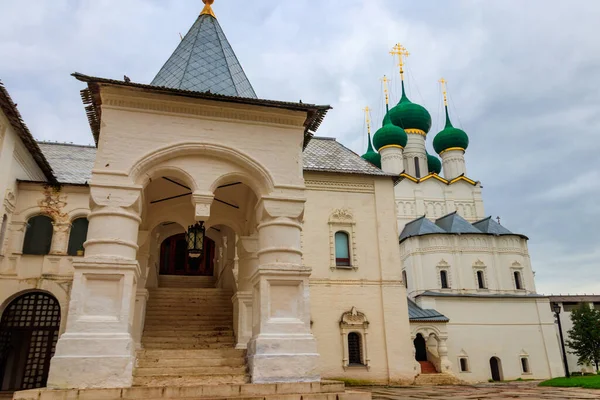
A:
[303,172,415,384]
[420,297,564,382]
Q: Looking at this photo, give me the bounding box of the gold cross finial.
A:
[363,106,372,135]
[390,43,410,81]
[201,0,216,18]
[381,75,391,105]
[439,77,448,106]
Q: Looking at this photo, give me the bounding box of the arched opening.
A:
[0,292,61,390]
[476,270,486,289]
[514,271,523,290]
[334,231,350,267]
[414,157,421,178]
[440,270,449,289]
[490,357,503,381]
[160,233,215,276]
[67,218,89,256]
[347,332,363,365]
[414,333,427,362]
[22,216,53,255]
[402,270,408,289]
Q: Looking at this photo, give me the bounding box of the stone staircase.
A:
[133,276,249,386]
[415,361,460,386]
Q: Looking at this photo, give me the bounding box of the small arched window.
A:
[514,271,523,290]
[414,157,421,178]
[22,215,53,255]
[440,270,449,289]
[402,270,408,289]
[68,218,89,256]
[476,270,486,289]
[347,332,363,365]
[520,357,530,373]
[0,214,7,255]
[335,231,350,267]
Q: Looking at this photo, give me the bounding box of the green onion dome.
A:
[389,82,432,134]
[373,107,408,150]
[433,106,469,154]
[361,133,382,168]
[427,152,442,174]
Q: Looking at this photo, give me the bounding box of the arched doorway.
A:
[0,292,61,390]
[414,333,427,362]
[490,357,503,381]
[160,233,215,276]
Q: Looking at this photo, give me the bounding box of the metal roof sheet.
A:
[435,211,482,234]
[407,298,449,322]
[37,142,95,185]
[399,215,446,242]
[473,216,515,235]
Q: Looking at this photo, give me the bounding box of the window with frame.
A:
[414,157,421,178]
[67,218,89,256]
[347,332,363,365]
[440,270,449,289]
[402,270,408,289]
[476,270,486,289]
[335,231,351,267]
[459,357,469,372]
[514,270,523,290]
[520,357,530,373]
[22,215,53,255]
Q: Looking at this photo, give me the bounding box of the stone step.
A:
[158,276,217,288]
[142,342,235,350]
[145,309,233,315]
[14,381,366,400]
[149,288,229,293]
[132,374,249,386]
[142,329,234,337]
[414,373,461,386]
[137,356,246,368]
[142,336,235,345]
[138,348,246,359]
[134,365,247,377]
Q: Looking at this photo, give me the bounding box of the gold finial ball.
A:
[203,0,214,5]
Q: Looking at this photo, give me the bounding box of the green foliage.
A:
[539,375,600,389]
[565,304,600,371]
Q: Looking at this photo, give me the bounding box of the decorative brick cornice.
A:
[304,180,374,193]
[102,94,306,129]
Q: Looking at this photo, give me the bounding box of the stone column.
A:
[47,185,142,389]
[440,148,466,180]
[233,235,258,349]
[438,336,453,373]
[403,132,428,178]
[50,222,71,255]
[247,197,319,383]
[132,243,150,349]
[379,145,404,175]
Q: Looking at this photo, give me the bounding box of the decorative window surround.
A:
[519,350,532,374]
[511,261,525,291]
[473,260,488,290]
[457,349,470,373]
[328,209,358,271]
[436,260,452,290]
[340,307,370,370]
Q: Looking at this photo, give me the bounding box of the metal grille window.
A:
[347,332,363,365]
[22,216,53,255]
[0,292,61,390]
[67,218,89,256]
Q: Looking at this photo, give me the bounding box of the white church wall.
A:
[303,172,416,384]
[422,296,564,382]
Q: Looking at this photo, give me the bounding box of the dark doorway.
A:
[490,357,502,381]
[160,233,215,276]
[0,292,61,390]
[414,333,427,361]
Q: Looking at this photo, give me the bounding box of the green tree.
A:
[565,303,600,371]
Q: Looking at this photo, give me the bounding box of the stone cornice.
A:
[102,92,306,130]
[309,278,404,287]
[304,179,374,193]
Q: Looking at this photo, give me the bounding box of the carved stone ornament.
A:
[3,189,16,214]
[437,259,450,268]
[329,208,354,224]
[340,306,369,328]
[38,186,69,223]
[473,259,486,268]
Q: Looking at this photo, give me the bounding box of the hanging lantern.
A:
[186,221,205,258]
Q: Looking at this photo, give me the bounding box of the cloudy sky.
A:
[1,0,599,294]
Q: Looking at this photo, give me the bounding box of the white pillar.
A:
[50,222,71,255]
[403,133,428,178]
[438,336,453,374]
[233,235,258,349]
[440,148,466,180]
[247,197,319,383]
[379,145,404,175]
[47,185,142,389]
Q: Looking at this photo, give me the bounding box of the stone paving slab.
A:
[359,381,600,399]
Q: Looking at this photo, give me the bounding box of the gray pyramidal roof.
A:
[400,212,525,242]
[151,11,257,98]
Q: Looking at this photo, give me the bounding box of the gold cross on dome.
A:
[363,106,372,134]
[439,78,448,106]
[381,75,391,105]
[390,44,410,80]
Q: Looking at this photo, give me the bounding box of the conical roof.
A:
[151,5,257,98]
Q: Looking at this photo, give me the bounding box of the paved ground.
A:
[359,381,600,399]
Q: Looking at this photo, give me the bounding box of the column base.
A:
[47,333,135,389]
[247,333,320,383]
